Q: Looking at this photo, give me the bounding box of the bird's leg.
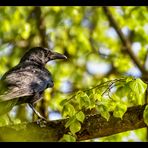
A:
[29,92,48,127]
[29,103,46,120]
[29,103,47,127]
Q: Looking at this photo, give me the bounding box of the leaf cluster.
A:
[60,77,147,141]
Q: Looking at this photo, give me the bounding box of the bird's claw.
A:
[36,118,48,127]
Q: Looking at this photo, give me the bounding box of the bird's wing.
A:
[0,64,35,102]
[0,62,52,102]
[0,87,33,102]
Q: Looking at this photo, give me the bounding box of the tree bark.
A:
[0,105,146,142]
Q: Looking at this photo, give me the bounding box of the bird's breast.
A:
[28,66,54,92]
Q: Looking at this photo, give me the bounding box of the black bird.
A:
[0,47,67,120]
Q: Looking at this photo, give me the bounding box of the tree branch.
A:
[33,6,49,119]
[0,105,146,142]
[102,6,147,75]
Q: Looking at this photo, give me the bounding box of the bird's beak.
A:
[50,52,67,60]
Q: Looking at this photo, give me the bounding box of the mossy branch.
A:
[0,105,146,142]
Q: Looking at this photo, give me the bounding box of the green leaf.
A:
[60,99,68,106]
[69,120,81,135]
[97,105,110,121]
[65,116,76,128]
[113,103,127,119]
[135,95,144,105]
[59,134,76,142]
[126,76,134,83]
[116,85,130,98]
[129,78,147,94]
[87,93,97,109]
[76,92,91,109]
[100,111,110,121]
[129,78,147,105]
[128,91,136,103]
[94,93,102,101]
[85,89,93,96]
[76,90,85,97]
[62,103,76,117]
[143,105,148,126]
[111,94,120,101]
[76,111,85,123]
[78,96,86,109]
[82,95,91,107]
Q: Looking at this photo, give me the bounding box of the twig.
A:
[63,78,126,104]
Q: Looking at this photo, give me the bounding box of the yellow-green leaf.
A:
[62,103,76,117]
[69,120,81,135]
[65,116,76,128]
[59,134,76,142]
[76,111,85,123]
[113,103,127,119]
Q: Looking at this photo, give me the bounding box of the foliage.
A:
[0,6,148,142]
[60,77,147,141]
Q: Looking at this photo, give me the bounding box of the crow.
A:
[0,47,67,121]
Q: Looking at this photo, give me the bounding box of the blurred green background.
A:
[0,6,148,141]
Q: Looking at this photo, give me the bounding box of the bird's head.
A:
[20,47,67,65]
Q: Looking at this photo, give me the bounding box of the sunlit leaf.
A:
[129,78,147,105]
[76,91,91,109]
[65,116,76,128]
[129,78,147,94]
[62,103,76,117]
[94,93,102,101]
[59,134,76,142]
[111,94,120,101]
[97,104,110,121]
[76,111,85,123]
[69,120,81,135]
[60,99,68,106]
[113,103,127,119]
